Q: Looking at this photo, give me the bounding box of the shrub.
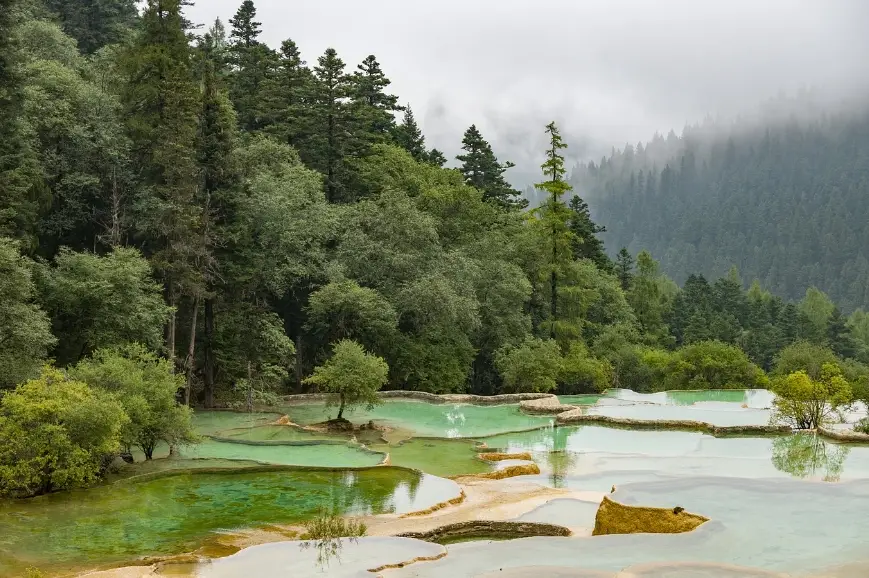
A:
[658,341,768,391]
[495,337,562,394]
[303,340,388,420]
[0,367,127,497]
[70,345,196,459]
[558,342,613,394]
[771,363,852,429]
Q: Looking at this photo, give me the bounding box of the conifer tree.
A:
[351,54,402,142]
[123,0,203,373]
[227,0,274,132]
[393,105,426,161]
[426,148,448,167]
[567,195,610,270]
[457,125,526,209]
[260,39,312,148]
[308,48,355,202]
[615,248,634,290]
[43,0,138,54]
[827,307,856,359]
[533,122,575,339]
[0,0,41,244]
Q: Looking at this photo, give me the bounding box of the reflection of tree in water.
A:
[299,508,367,571]
[323,468,420,516]
[545,426,577,488]
[771,433,851,482]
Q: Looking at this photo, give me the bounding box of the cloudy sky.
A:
[186,0,869,185]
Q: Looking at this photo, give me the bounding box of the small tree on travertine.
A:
[303,340,388,421]
[771,363,852,429]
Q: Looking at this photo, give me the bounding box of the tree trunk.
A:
[203,298,215,408]
[337,392,345,420]
[184,295,200,406]
[167,282,177,372]
[295,333,303,391]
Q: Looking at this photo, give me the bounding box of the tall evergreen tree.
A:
[393,105,426,161]
[351,54,402,142]
[827,306,856,359]
[533,122,575,340]
[308,48,356,202]
[0,0,41,244]
[123,0,203,373]
[227,0,274,132]
[43,0,138,54]
[260,38,312,148]
[426,148,448,167]
[457,125,526,209]
[615,248,634,290]
[567,195,610,270]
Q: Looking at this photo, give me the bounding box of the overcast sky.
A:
[187,0,869,185]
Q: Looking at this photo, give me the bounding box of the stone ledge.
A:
[555,409,791,436]
[520,396,575,415]
[280,391,553,406]
[396,520,571,543]
[818,426,869,443]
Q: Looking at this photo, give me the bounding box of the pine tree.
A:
[457,125,526,209]
[567,195,610,270]
[426,148,448,167]
[123,0,203,372]
[0,0,41,244]
[533,122,575,340]
[615,248,634,290]
[227,0,274,132]
[196,31,241,407]
[827,306,856,359]
[393,105,426,161]
[43,0,138,54]
[308,48,356,202]
[351,54,402,142]
[259,38,312,148]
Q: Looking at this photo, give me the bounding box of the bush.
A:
[70,345,196,459]
[558,342,613,394]
[771,363,852,429]
[303,340,388,420]
[0,367,127,497]
[657,341,768,391]
[495,337,562,394]
[772,342,840,380]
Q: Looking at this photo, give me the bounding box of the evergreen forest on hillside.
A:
[4,0,869,496]
[571,97,869,312]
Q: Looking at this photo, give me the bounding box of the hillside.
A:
[572,103,869,311]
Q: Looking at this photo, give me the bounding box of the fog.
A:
[186,0,869,186]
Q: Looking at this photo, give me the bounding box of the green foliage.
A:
[70,345,195,459]
[36,247,171,366]
[0,238,55,388]
[558,342,613,394]
[303,340,388,420]
[456,125,526,210]
[495,337,562,394]
[772,342,840,381]
[771,363,851,429]
[771,433,850,482]
[628,251,670,344]
[658,340,768,391]
[567,195,610,271]
[43,0,137,54]
[0,366,126,497]
[300,509,367,569]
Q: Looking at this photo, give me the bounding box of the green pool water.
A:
[281,400,553,438]
[191,411,282,435]
[556,394,604,406]
[0,467,459,575]
[367,438,491,477]
[179,439,384,468]
[213,424,347,444]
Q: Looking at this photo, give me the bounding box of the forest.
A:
[3,0,869,496]
[571,94,869,312]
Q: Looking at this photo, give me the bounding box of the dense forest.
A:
[3,0,869,497]
[571,95,869,312]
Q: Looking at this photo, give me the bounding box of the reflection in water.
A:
[771,433,851,482]
[545,427,577,488]
[299,509,367,570]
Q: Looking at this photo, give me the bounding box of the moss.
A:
[397,520,571,544]
[592,496,708,536]
[477,452,533,462]
[469,463,541,480]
